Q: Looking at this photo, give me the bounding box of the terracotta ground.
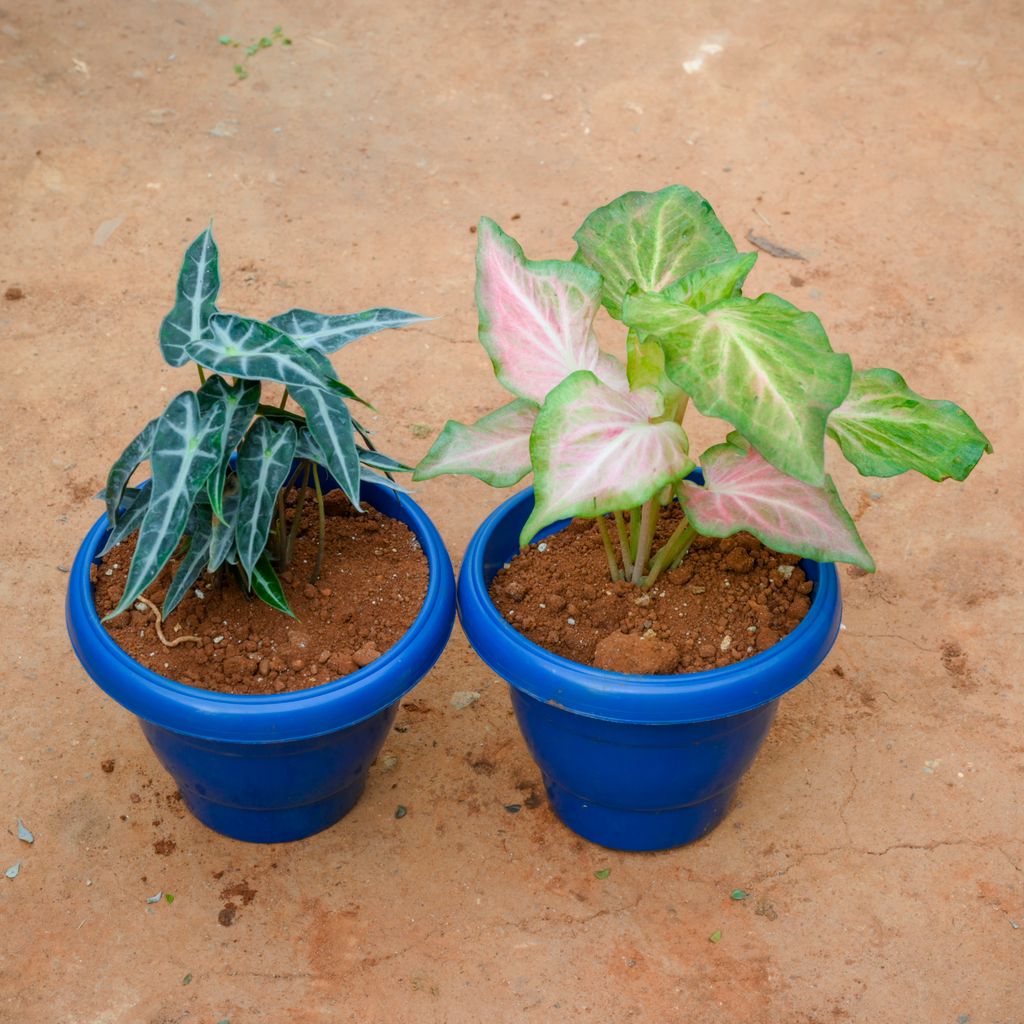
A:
[2,2,1021,1021]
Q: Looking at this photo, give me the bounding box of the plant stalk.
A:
[196,365,207,385]
[630,498,659,586]
[628,506,641,562]
[613,511,634,578]
[595,516,621,582]
[278,386,290,410]
[310,464,326,583]
[284,461,311,567]
[644,521,697,590]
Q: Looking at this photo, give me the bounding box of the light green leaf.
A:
[827,368,991,481]
[521,371,694,547]
[163,506,214,618]
[159,226,220,368]
[290,384,361,508]
[622,290,851,485]
[98,487,150,557]
[106,392,227,619]
[236,418,297,581]
[207,473,240,572]
[413,399,537,487]
[268,307,431,355]
[105,419,157,527]
[660,252,758,310]
[198,375,261,520]
[572,185,739,319]
[190,314,342,394]
[626,330,686,418]
[250,551,296,618]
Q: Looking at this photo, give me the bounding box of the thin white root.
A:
[137,596,202,648]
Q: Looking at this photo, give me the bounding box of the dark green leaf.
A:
[250,551,295,618]
[357,447,412,472]
[106,393,226,619]
[163,507,214,618]
[105,419,157,527]
[159,226,220,368]
[207,473,240,572]
[730,889,748,901]
[198,375,261,520]
[99,487,151,557]
[268,307,431,355]
[290,384,361,507]
[236,418,297,580]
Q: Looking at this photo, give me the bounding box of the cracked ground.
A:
[1,1,1021,1022]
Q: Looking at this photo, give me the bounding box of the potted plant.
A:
[66,226,456,843]
[415,185,990,851]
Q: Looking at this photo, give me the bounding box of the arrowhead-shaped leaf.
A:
[189,314,342,394]
[475,218,627,404]
[827,368,992,481]
[659,252,758,310]
[357,447,412,473]
[289,384,361,508]
[251,551,296,619]
[268,307,431,355]
[572,186,739,319]
[207,473,240,572]
[521,371,694,547]
[626,330,686,418]
[360,468,416,495]
[682,438,874,570]
[197,375,261,520]
[236,418,298,581]
[105,419,158,528]
[159,226,220,368]
[106,392,227,619]
[413,399,537,487]
[623,290,852,485]
[98,486,150,557]
[163,505,214,618]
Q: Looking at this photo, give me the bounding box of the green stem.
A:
[284,462,311,568]
[278,386,290,410]
[275,490,287,564]
[595,516,621,582]
[613,511,634,578]
[628,506,641,562]
[644,522,697,590]
[310,464,326,584]
[197,365,207,386]
[630,498,659,586]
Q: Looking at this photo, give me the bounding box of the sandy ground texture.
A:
[2,1,1022,1022]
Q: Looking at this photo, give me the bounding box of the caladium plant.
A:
[415,185,991,588]
[102,225,427,621]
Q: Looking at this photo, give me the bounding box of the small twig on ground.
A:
[137,596,202,648]
[745,228,807,261]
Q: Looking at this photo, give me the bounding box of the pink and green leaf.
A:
[475,218,627,404]
[521,371,694,547]
[827,368,992,481]
[413,398,537,488]
[622,289,852,485]
[572,186,739,320]
[682,437,874,570]
[659,252,758,310]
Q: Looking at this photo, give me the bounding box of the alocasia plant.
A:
[415,185,991,588]
[102,225,427,621]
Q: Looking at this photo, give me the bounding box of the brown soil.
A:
[490,507,810,674]
[93,488,428,695]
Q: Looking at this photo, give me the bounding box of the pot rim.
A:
[66,479,456,744]
[457,487,842,726]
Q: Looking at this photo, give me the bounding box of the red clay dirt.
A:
[2,3,1020,1023]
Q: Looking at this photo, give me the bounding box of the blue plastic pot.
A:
[457,487,842,852]
[66,477,456,844]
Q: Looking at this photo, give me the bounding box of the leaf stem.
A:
[613,511,634,578]
[628,506,640,562]
[311,464,326,583]
[197,365,207,386]
[644,522,697,590]
[595,516,621,582]
[278,386,290,410]
[285,461,311,567]
[631,498,659,586]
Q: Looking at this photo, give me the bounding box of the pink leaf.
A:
[476,218,627,404]
[413,399,537,488]
[682,439,874,570]
[521,371,693,546]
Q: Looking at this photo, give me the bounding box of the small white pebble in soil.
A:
[194,589,205,600]
[747,625,757,632]
[567,617,576,626]
[777,564,795,579]
[104,569,113,576]
[537,542,548,552]
[720,634,732,652]
[212,635,224,644]
[135,602,147,613]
